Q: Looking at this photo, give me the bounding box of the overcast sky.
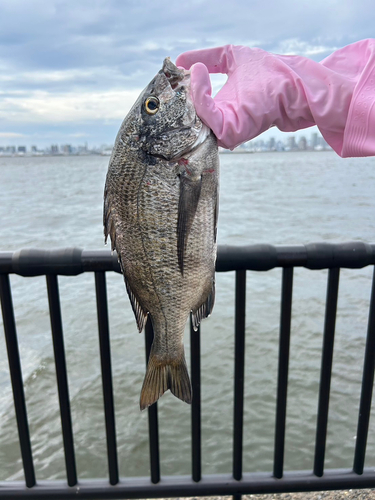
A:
[0,0,374,148]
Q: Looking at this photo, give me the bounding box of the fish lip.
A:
[162,57,186,88]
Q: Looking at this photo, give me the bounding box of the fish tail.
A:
[140,348,192,411]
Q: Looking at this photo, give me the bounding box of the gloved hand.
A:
[176,41,375,157]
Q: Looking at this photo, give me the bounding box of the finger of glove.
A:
[189,63,225,142]
[176,46,235,74]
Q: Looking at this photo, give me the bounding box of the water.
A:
[0,151,374,480]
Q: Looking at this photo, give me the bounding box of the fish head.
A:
[130,58,209,161]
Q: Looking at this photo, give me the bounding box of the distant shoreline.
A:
[0,153,111,158]
[0,149,335,158]
[220,148,334,154]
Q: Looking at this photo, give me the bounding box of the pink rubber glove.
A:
[176,40,375,157]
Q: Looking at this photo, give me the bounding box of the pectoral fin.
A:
[177,174,202,274]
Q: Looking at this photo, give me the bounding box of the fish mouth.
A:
[162,57,187,89]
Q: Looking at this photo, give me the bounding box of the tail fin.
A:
[140,349,192,411]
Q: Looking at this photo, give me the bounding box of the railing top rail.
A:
[0,242,374,276]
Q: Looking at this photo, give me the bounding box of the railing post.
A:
[353,266,375,474]
[46,274,77,487]
[273,267,293,479]
[233,269,246,500]
[144,318,160,484]
[190,317,201,482]
[0,274,36,488]
[95,271,119,485]
[314,267,340,476]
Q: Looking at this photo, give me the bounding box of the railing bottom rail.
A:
[1,470,375,499]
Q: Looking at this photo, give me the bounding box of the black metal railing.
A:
[0,242,375,498]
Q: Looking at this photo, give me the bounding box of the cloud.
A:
[272,39,340,59]
[68,132,90,138]
[0,88,141,124]
[1,0,372,76]
[0,0,373,146]
[0,132,25,138]
[0,65,148,94]
[1,1,372,80]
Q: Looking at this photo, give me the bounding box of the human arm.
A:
[176,40,375,157]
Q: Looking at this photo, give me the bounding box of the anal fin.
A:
[124,277,148,333]
[191,281,215,331]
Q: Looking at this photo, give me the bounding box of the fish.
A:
[103,58,219,410]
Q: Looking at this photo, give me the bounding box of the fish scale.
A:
[104,58,219,410]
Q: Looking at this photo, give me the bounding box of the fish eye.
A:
[145,96,160,115]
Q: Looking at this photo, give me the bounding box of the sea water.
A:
[0,151,374,480]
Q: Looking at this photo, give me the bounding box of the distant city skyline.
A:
[0,130,332,156]
[241,130,331,153]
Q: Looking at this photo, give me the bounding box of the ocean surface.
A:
[0,151,374,481]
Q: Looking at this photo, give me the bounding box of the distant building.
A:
[267,137,276,151]
[298,136,307,151]
[61,144,73,154]
[17,146,26,154]
[101,148,113,156]
[286,136,297,151]
[100,144,113,156]
[51,145,59,154]
[318,136,329,149]
[311,132,318,149]
[77,144,88,154]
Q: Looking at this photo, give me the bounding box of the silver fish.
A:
[104,58,219,410]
